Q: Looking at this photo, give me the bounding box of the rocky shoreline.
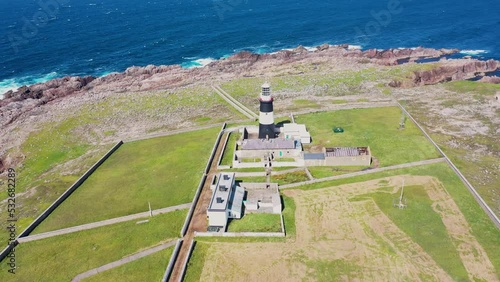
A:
[1,44,499,127]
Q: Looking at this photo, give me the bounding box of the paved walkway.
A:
[212,85,258,119]
[72,240,177,282]
[18,203,191,243]
[280,158,446,189]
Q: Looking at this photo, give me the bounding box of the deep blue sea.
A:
[0,0,499,95]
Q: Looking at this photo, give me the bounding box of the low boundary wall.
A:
[398,102,500,229]
[177,240,196,282]
[0,140,124,262]
[180,175,207,237]
[180,123,226,237]
[161,239,183,282]
[194,232,285,238]
[216,131,230,169]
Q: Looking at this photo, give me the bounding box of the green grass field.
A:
[219,132,240,166]
[296,107,441,167]
[34,127,219,233]
[0,209,186,281]
[293,162,500,275]
[183,242,210,282]
[227,213,282,233]
[82,246,174,282]
[353,185,469,280]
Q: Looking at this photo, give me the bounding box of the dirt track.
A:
[197,176,497,281]
[169,132,227,281]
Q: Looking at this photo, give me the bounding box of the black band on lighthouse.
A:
[260,100,273,112]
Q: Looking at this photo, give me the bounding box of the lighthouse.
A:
[258,82,275,139]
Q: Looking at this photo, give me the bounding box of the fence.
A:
[216,131,230,169]
[0,140,124,263]
[194,232,285,238]
[161,239,183,282]
[177,240,196,282]
[180,123,227,237]
[397,102,500,229]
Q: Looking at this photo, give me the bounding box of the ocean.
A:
[0,0,499,96]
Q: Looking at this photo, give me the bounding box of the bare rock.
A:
[479,76,500,84]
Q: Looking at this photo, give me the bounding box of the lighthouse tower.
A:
[258,83,275,139]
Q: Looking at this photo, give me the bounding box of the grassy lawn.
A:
[183,242,210,282]
[445,80,500,95]
[293,162,500,275]
[274,157,296,162]
[236,176,268,183]
[219,132,240,166]
[354,185,468,280]
[227,213,282,233]
[82,246,174,282]
[296,107,441,167]
[0,209,186,281]
[240,157,261,163]
[34,127,219,233]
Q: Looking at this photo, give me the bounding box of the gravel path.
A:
[280,158,446,189]
[71,240,177,282]
[18,203,191,243]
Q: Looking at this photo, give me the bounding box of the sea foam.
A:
[460,50,489,56]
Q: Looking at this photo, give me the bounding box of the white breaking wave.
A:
[181,58,216,68]
[460,49,489,56]
[0,72,59,99]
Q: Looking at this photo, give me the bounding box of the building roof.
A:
[208,173,235,211]
[325,147,370,157]
[228,186,245,215]
[241,138,296,150]
[304,153,326,160]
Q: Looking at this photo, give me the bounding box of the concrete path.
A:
[212,85,258,120]
[280,158,446,189]
[72,240,177,282]
[18,203,191,243]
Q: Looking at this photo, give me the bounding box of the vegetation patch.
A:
[0,209,186,281]
[227,213,282,233]
[34,127,219,233]
[296,107,440,167]
[272,171,309,185]
[308,166,369,178]
[183,242,210,282]
[370,185,468,280]
[219,132,240,166]
[294,162,500,274]
[445,80,500,96]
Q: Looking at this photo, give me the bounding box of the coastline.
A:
[0,44,496,100]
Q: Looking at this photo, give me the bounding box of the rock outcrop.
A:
[344,47,459,66]
[479,76,500,84]
[409,59,500,86]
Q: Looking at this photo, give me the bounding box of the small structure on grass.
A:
[333,127,344,133]
[304,147,371,166]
